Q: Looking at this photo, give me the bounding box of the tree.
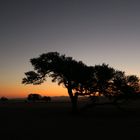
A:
[27,93,42,102]
[112,71,140,102]
[84,64,140,109]
[91,63,115,97]
[22,52,91,112]
[41,96,51,102]
[22,52,140,111]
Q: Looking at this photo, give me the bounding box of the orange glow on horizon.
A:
[0,82,67,98]
[1,69,139,99]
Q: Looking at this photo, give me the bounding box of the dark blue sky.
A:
[0,0,140,97]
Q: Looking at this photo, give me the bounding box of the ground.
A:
[0,98,140,140]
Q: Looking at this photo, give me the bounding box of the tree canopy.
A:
[22,51,140,112]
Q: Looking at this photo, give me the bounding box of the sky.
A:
[0,0,140,98]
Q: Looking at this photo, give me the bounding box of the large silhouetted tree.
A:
[22,52,140,112]
[22,52,92,112]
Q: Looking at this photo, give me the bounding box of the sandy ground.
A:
[0,99,140,140]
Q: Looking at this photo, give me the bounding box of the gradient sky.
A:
[1,0,140,98]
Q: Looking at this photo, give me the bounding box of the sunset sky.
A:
[1,0,140,98]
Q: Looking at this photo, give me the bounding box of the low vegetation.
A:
[27,93,51,102]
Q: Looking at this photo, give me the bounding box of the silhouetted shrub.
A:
[0,97,8,102]
[27,93,42,102]
[42,96,51,102]
[27,94,51,102]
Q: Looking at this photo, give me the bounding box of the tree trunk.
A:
[67,87,78,113]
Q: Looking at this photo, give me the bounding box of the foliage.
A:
[27,94,51,102]
[27,93,42,101]
[22,51,140,112]
[0,97,8,101]
[22,52,91,112]
[42,96,51,102]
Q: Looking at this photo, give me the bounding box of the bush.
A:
[0,97,8,102]
[27,93,42,102]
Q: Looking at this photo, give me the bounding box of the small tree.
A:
[27,93,42,102]
[42,96,51,102]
